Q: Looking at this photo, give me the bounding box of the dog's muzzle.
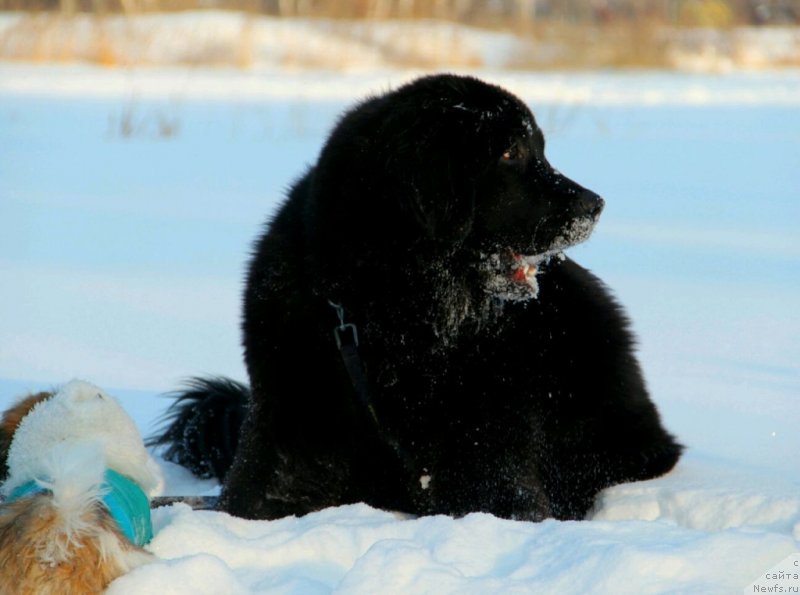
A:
[576,189,605,220]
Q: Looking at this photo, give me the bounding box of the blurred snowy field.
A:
[1,64,798,593]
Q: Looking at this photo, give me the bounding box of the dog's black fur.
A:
[155,74,682,521]
[149,377,248,481]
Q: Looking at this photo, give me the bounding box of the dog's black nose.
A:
[578,189,604,218]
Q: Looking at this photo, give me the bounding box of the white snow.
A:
[1,22,799,592]
[3,62,800,106]
[104,475,800,593]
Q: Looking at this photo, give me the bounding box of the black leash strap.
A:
[328,300,380,428]
[151,496,218,510]
[328,300,415,474]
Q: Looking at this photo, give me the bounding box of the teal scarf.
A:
[6,469,153,547]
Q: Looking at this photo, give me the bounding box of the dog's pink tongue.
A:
[510,252,538,286]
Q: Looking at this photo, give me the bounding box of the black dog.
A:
[152,74,682,521]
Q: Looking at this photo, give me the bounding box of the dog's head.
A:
[309,74,603,295]
[383,74,605,255]
[1,380,163,498]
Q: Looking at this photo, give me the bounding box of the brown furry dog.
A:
[0,381,163,595]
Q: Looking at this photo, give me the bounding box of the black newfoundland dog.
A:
[153,74,682,521]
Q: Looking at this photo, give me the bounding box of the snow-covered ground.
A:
[1,61,799,593]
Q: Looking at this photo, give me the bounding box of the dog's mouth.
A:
[512,214,598,280]
[484,214,599,302]
[483,250,561,302]
[509,250,564,287]
[544,213,600,254]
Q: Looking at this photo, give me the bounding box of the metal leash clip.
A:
[328,300,359,349]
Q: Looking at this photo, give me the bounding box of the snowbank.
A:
[105,452,800,593]
[1,11,799,72]
[0,12,528,70]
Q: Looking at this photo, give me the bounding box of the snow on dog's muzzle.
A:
[545,187,605,254]
[485,193,603,302]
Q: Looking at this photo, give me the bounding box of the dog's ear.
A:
[377,107,485,245]
[0,391,52,481]
[401,153,477,244]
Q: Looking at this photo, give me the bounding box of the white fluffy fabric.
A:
[2,379,163,498]
[32,443,108,564]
